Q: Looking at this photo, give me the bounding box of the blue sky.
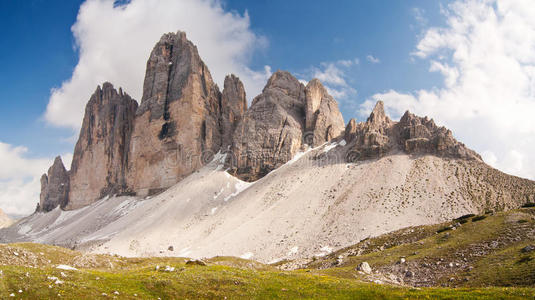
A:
[2,0,535,216]
[0,0,82,157]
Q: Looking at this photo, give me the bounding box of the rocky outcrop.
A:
[228,72,345,181]
[228,71,307,181]
[396,110,480,159]
[37,31,484,212]
[344,118,357,142]
[304,79,345,146]
[66,83,138,209]
[39,32,347,209]
[221,75,247,149]
[128,31,222,196]
[38,156,69,212]
[343,101,481,162]
[227,71,344,181]
[343,101,394,160]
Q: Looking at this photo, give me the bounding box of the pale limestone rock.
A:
[221,74,247,150]
[304,79,345,146]
[66,83,138,209]
[357,262,372,274]
[128,31,222,196]
[343,101,481,162]
[228,71,307,181]
[228,72,347,181]
[39,156,69,212]
[344,118,357,142]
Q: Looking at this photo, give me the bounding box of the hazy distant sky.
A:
[2,0,535,215]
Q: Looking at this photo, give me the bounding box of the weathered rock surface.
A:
[227,73,345,181]
[228,71,307,181]
[37,31,486,213]
[39,156,69,212]
[357,262,372,274]
[67,83,138,209]
[397,110,480,159]
[343,101,481,162]
[221,74,247,150]
[304,79,345,146]
[128,31,222,196]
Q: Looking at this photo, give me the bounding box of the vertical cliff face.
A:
[304,79,345,146]
[228,71,307,181]
[66,83,138,209]
[221,74,247,150]
[228,72,345,181]
[38,32,347,209]
[39,156,69,212]
[128,31,222,196]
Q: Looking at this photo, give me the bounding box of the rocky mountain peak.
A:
[67,82,138,209]
[128,31,222,197]
[39,30,486,212]
[344,118,358,142]
[228,73,344,180]
[304,79,327,130]
[221,74,247,150]
[304,78,345,146]
[343,100,482,162]
[39,156,69,212]
[262,70,305,101]
[138,31,217,118]
[366,100,391,128]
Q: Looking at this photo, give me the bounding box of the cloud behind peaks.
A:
[45,0,270,129]
[365,0,535,180]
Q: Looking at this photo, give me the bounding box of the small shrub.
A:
[518,219,529,224]
[517,256,532,264]
[455,214,475,221]
[437,226,453,233]
[472,215,487,222]
[459,219,469,224]
[522,203,535,208]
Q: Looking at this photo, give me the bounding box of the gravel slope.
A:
[1,143,531,263]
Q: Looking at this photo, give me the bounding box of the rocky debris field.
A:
[302,207,535,288]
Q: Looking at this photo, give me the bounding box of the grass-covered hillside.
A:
[0,208,534,299]
[305,207,535,289]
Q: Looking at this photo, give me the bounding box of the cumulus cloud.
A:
[363,0,535,179]
[412,7,428,27]
[0,143,72,216]
[45,0,270,129]
[308,59,358,100]
[366,55,381,64]
[0,143,54,216]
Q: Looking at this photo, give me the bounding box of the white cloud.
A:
[364,0,535,180]
[45,0,270,129]
[313,63,348,86]
[308,59,358,100]
[412,7,428,27]
[337,58,360,67]
[0,142,55,216]
[366,55,381,64]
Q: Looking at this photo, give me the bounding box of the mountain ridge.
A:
[38,31,488,211]
[3,30,533,263]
